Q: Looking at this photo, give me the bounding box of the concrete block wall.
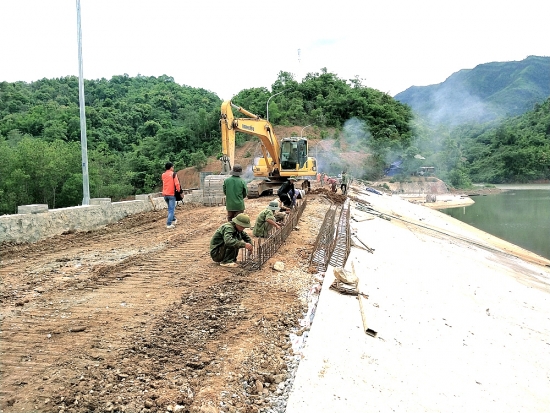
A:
[0,187,227,245]
[17,204,49,214]
[0,196,166,245]
[202,175,229,206]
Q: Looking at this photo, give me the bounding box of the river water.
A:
[440,185,550,260]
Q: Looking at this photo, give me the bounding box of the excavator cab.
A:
[280,138,308,171]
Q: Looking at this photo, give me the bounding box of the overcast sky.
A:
[1,0,548,99]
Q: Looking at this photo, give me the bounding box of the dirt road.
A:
[0,193,334,413]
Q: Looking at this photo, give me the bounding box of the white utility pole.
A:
[266,89,288,122]
[76,0,90,205]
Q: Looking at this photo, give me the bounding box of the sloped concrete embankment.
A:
[286,192,550,413]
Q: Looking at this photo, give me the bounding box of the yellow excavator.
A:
[219,100,317,198]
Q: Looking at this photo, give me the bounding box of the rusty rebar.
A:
[309,198,351,272]
[240,198,307,270]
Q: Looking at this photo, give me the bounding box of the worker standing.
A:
[341,171,349,195]
[223,164,247,222]
[161,162,181,229]
[210,213,253,268]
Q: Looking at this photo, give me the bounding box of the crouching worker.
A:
[253,201,282,238]
[210,213,253,268]
[277,176,297,208]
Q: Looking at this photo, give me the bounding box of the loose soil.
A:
[2,134,531,412]
[0,189,339,413]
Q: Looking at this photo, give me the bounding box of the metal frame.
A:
[240,198,307,270]
[309,199,351,272]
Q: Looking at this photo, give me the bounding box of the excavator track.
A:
[247,178,311,199]
[247,179,276,199]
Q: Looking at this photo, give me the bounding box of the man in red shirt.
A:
[161,162,182,229]
[328,177,338,193]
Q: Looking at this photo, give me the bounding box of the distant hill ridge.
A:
[395,55,550,125]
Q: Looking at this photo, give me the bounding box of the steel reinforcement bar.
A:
[309,198,351,272]
[329,198,351,268]
[309,205,338,272]
[240,198,307,270]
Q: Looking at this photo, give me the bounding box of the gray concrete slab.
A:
[17,204,49,214]
[286,193,550,413]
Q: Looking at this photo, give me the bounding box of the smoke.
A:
[243,163,256,181]
[342,117,372,149]
[314,117,374,179]
[402,83,507,181]
[426,84,500,126]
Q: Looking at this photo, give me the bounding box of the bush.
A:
[190,150,207,170]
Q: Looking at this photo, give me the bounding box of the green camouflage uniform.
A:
[341,173,349,194]
[210,222,252,264]
[223,176,248,211]
[253,209,276,238]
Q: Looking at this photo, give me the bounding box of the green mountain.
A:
[462,97,550,183]
[0,70,413,214]
[395,56,550,125]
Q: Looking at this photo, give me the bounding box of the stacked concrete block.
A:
[183,194,195,203]
[199,172,214,189]
[135,194,150,201]
[90,198,112,206]
[203,196,226,207]
[17,204,49,214]
[202,175,229,207]
[182,190,205,204]
[2,192,163,244]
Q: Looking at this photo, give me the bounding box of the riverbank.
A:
[286,185,550,412]
[399,193,475,210]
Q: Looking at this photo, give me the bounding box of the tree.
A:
[190,150,207,170]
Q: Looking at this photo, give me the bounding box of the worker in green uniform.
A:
[223,164,248,222]
[210,213,253,268]
[340,171,349,195]
[253,201,282,238]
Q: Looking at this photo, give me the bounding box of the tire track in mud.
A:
[1,198,325,412]
[0,212,223,411]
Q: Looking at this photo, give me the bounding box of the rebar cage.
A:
[239,196,350,271]
[309,198,351,272]
[240,198,307,270]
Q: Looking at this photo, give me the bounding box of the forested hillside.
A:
[460,97,550,183]
[0,75,222,214]
[0,70,413,214]
[395,55,550,125]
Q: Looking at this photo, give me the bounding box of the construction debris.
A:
[357,294,378,337]
[273,261,285,271]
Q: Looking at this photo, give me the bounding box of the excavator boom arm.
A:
[220,100,281,175]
